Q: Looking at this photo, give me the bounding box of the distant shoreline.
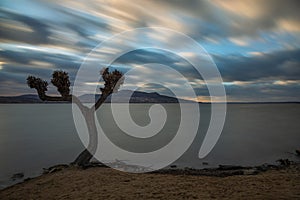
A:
[1,92,299,104]
[0,102,299,104]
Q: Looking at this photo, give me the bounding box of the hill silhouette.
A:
[0,90,195,103]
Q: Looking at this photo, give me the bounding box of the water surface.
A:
[0,103,299,188]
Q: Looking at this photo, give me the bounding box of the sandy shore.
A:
[0,165,299,200]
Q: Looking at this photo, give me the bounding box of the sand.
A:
[0,165,299,200]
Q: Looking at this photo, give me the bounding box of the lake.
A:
[0,103,299,188]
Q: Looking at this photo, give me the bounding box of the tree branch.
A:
[27,73,88,114]
[72,95,89,114]
[27,68,123,113]
[92,68,124,111]
[93,92,109,111]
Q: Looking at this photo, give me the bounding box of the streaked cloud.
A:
[0,0,299,102]
[228,37,249,46]
[273,80,300,85]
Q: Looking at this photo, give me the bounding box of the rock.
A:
[170,165,177,168]
[296,149,300,156]
[150,159,300,177]
[218,165,245,170]
[24,177,32,182]
[49,168,61,173]
[255,164,269,172]
[243,169,259,175]
[80,161,110,169]
[276,159,291,166]
[43,164,69,174]
[11,172,24,180]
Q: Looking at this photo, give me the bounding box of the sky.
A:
[0,0,299,102]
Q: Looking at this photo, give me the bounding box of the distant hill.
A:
[0,94,43,103]
[0,90,194,103]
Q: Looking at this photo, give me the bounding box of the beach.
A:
[0,164,299,200]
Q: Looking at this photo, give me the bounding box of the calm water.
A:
[0,103,300,188]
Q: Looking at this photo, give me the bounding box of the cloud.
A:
[247,52,264,57]
[2,0,299,52]
[0,9,51,44]
[228,37,249,46]
[212,0,300,36]
[278,60,300,75]
[215,48,300,81]
[0,0,299,101]
[224,81,300,102]
[273,80,300,85]
[0,44,82,70]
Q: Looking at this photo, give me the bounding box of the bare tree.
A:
[27,68,124,166]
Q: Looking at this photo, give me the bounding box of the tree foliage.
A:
[27,76,48,100]
[100,68,124,94]
[51,70,71,98]
[27,67,123,104]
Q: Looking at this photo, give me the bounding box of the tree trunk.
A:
[72,149,93,166]
[72,109,98,167]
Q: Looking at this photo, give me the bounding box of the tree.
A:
[27,68,124,166]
